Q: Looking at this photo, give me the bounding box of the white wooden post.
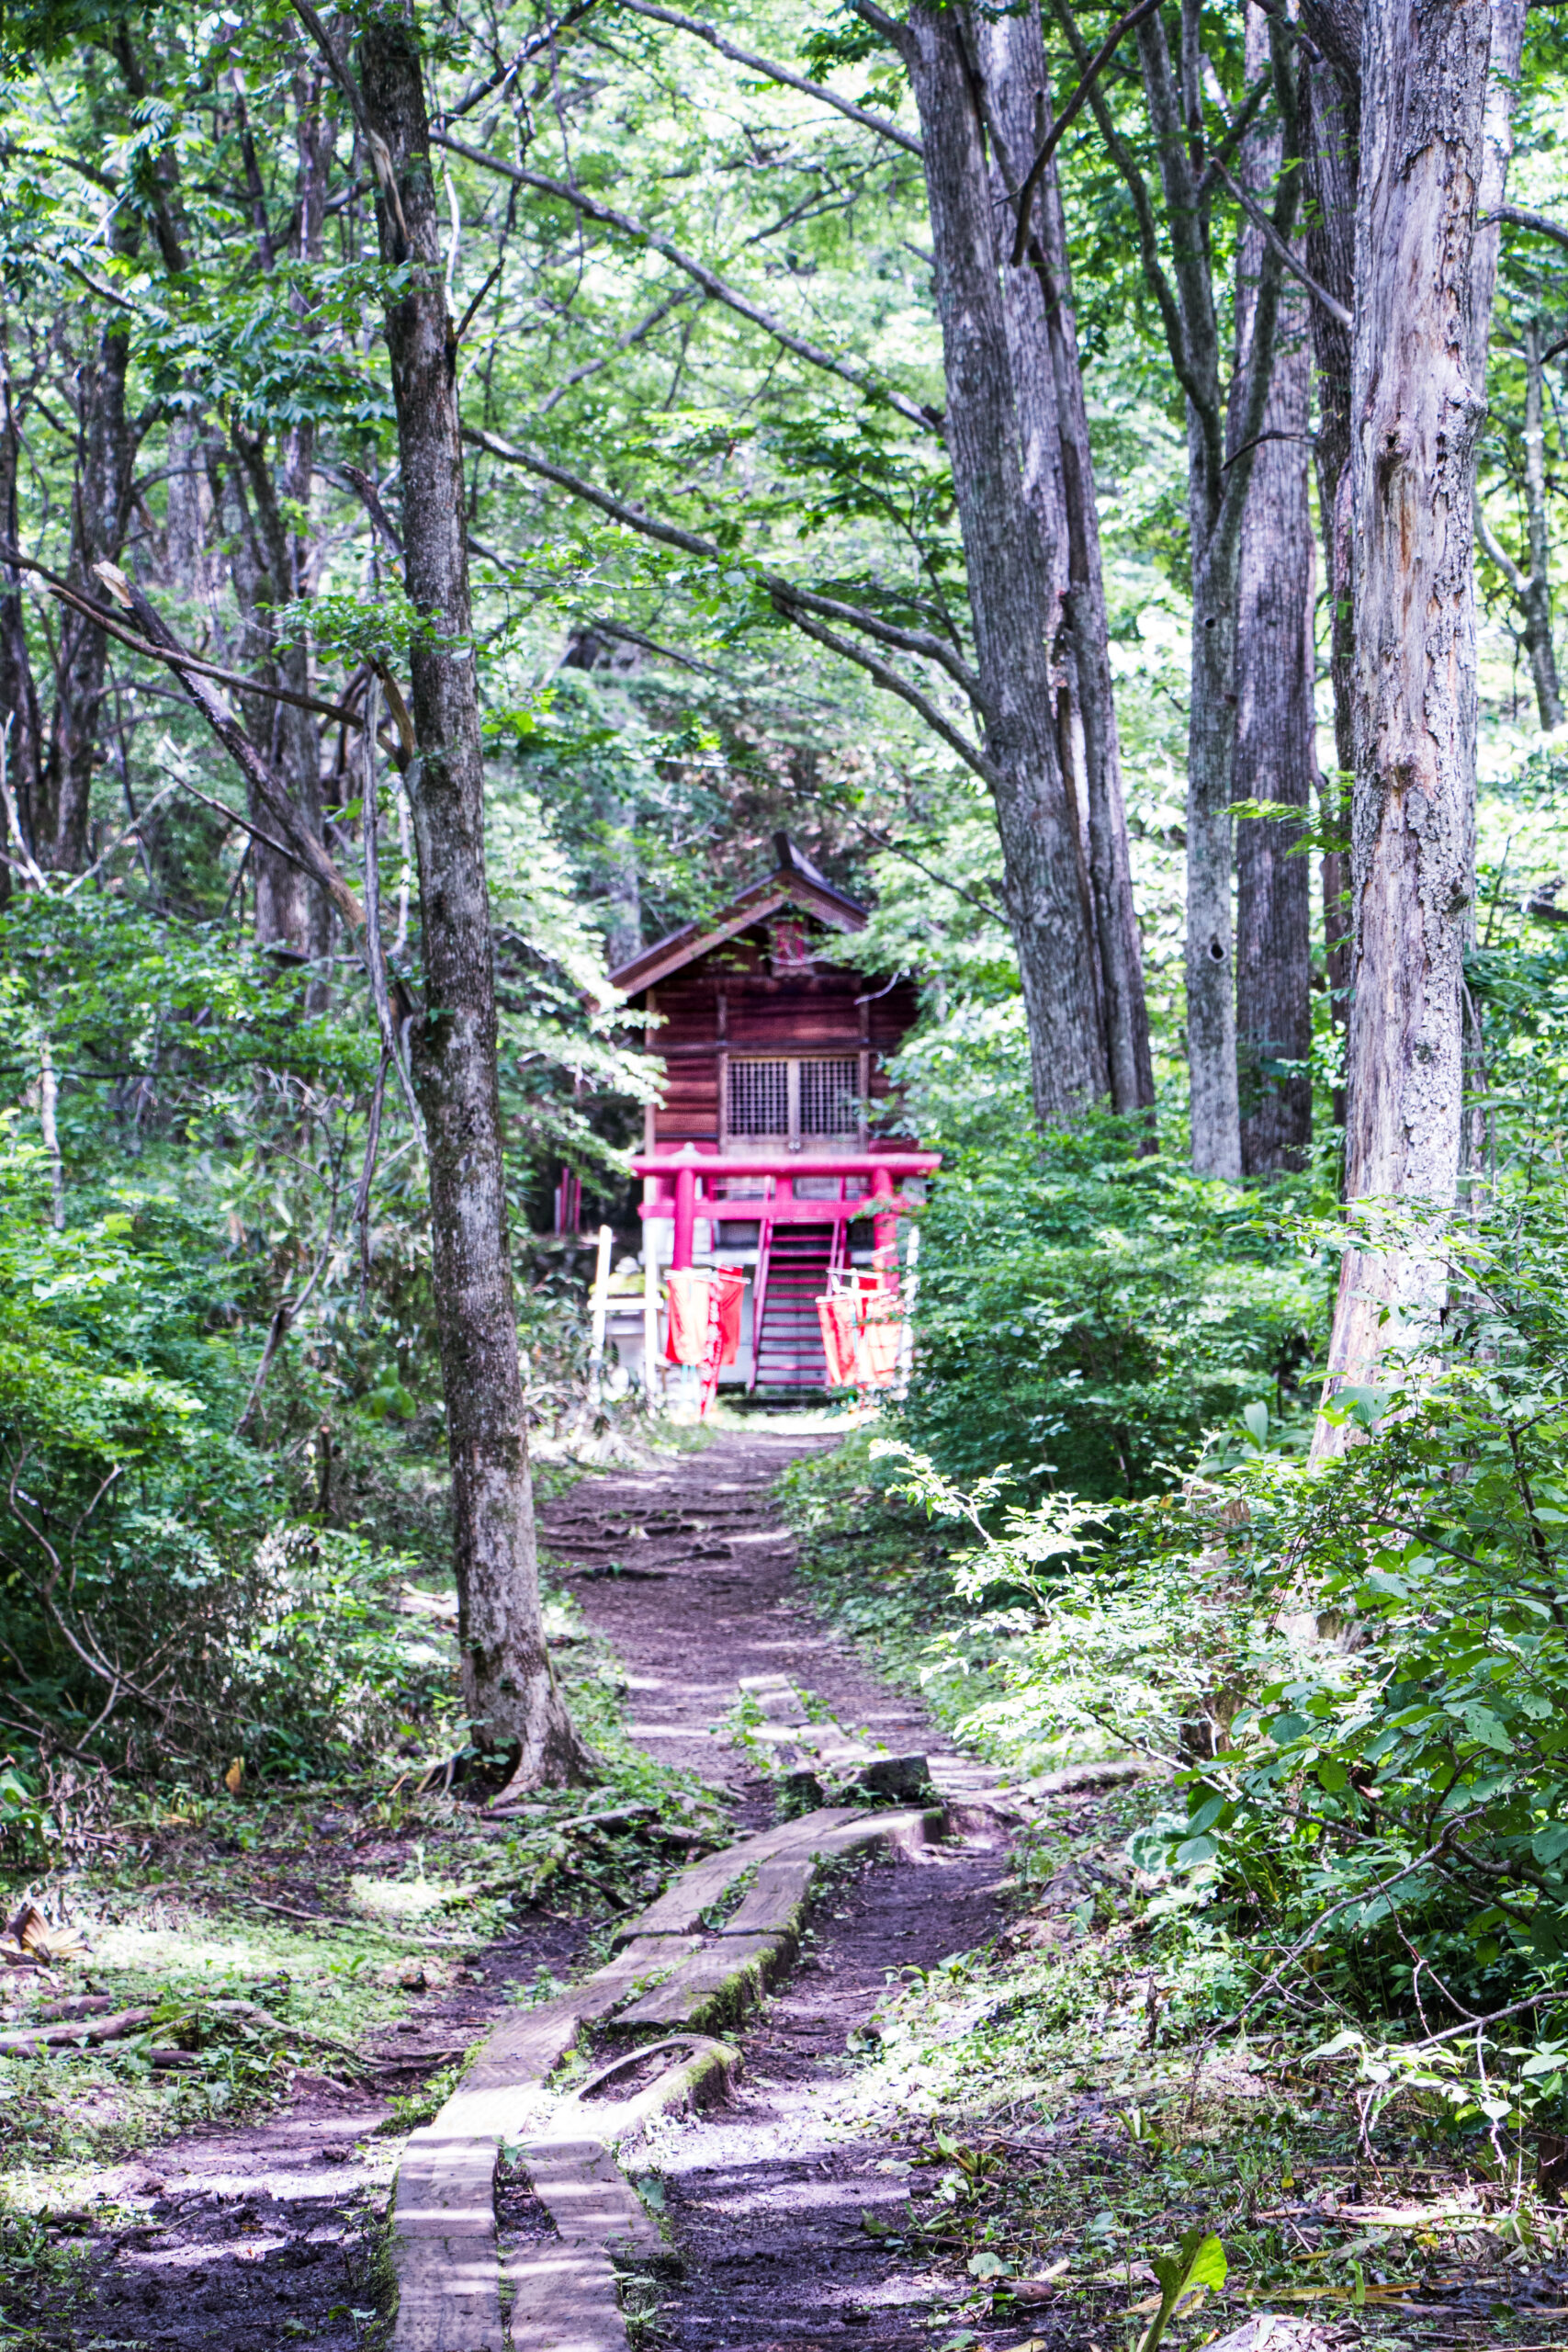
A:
[896,1226,919,1396]
[643,1224,662,1408]
[587,1223,613,1411]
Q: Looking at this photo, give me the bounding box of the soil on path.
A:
[542,1424,1014,2351]
[51,1421,1011,2352]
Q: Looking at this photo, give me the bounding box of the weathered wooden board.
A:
[717,1858,815,1943]
[610,1806,887,1944]
[390,2235,509,2352]
[506,2240,628,2352]
[462,1938,701,2101]
[522,2136,666,2261]
[612,1932,787,2030]
[391,1804,945,2351]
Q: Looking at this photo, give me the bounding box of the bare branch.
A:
[432,130,940,435]
[463,424,982,693]
[1489,201,1568,252]
[444,0,601,124]
[3,544,366,726]
[778,603,998,787]
[1474,495,1528,595]
[1010,0,1162,265]
[1207,153,1350,327]
[613,0,924,156]
[1046,0,1201,410]
[91,564,367,935]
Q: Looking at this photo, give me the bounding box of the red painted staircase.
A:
[750,1221,838,1389]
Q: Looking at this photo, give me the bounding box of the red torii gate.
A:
[634,1148,941,1396]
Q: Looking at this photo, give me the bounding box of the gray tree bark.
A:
[1234,5,1314,1175]
[1301,18,1358,1084]
[223,66,337,969]
[48,260,136,872]
[1475,318,1563,731]
[1316,0,1495,1432]
[354,3,590,1782]
[964,2,1156,1120]
[1026,71,1156,1118]
[895,0,1112,1124]
[1058,0,1302,1174]
[0,322,40,899]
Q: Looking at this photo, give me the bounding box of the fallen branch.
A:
[0,2006,155,2052]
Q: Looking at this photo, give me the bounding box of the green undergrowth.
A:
[824,1805,1566,2349]
[0,1545,725,2293]
[774,1430,1090,1772]
[776,1176,1568,2337]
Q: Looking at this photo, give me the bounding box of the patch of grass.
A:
[0,1546,727,2259]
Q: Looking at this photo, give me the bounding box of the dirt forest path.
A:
[535,1423,1016,2351]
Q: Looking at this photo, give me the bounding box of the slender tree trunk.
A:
[235,433,329,964]
[1316,0,1494,1435]
[1032,133,1156,1118]
[898,0,1111,1124]
[1302,27,1358,1086]
[356,3,589,1782]
[1127,0,1299,1178]
[0,322,40,899]
[1518,321,1564,730]
[212,451,312,956]
[284,68,336,995]
[50,281,135,872]
[1472,319,1563,730]
[1466,0,1526,390]
[1234,6,1314,1175]
[1184,503,1245,1178]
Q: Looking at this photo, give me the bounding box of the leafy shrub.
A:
[887,1170,1568,2141]
[0,1126,453,1785]
[897,1119,1325,1499]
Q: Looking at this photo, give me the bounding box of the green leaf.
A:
[1268,1713,1312,1745]
[1137,2228,1227,2352]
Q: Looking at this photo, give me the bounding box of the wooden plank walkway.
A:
[388,1801,945,2352]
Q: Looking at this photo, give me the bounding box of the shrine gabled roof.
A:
[606,833,867,998]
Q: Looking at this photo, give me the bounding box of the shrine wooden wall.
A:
[635,921,919,1152]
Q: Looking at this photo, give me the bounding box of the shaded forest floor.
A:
[3,1423,1568,2350]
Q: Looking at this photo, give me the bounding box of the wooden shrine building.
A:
[606,835,938,1391]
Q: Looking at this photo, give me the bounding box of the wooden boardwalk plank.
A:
[612,1932,787,2030]
[390,1805,945,2350]
[717,1857,814,1942]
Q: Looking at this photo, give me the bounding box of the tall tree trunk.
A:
[49,277,135,872]
[225,67,337,974]
[212,450,312,956]
[896,0,1111,1124]
[1032,123,1156,1119]
[0,321,40,899]
[1472,320,1562,729]
[234,430,330,967]
[1112,0,1300,1177]
[1302,24,1359,1091]
[1316,0,1494,1434]
[355,3,589,1783]
[965,0,1154,1119]
[1466,0,1526,391]
[1234,6,1314,1175]
[283,66,336,994]
[1517,319,1564,730]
